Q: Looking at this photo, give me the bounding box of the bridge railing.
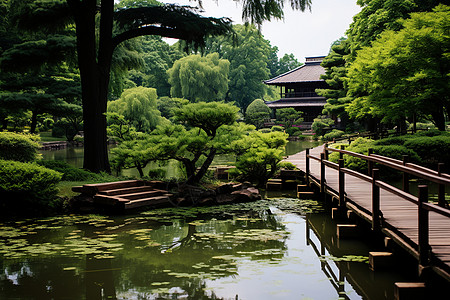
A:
[304,145,450,274]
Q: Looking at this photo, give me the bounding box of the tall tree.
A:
[167,53,229,102]
[204,24,272,112]
[14,0,311,173]
[346,5,450,130]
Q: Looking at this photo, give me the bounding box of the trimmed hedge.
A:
[37,160,100,181]
[404,136,450,167]
[0,132,40,162]
[0,160,62,214]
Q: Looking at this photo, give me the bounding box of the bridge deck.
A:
[285,146,450,280]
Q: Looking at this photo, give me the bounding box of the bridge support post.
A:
[305,148,310,184]
[418,185,430,267]
[339,145,345,160]
[438,163,446,207]
[402,155,409,193]
[372,169,380,231]
[338,159,345,207]
[320,152,325,193]
[368,148,373,176]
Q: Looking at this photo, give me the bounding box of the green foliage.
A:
[36,160,100,181]
[0,159,62,212]
[312,116,334,137]
[157,96,189,120]
[147,168,166,180]
[403,136,450,166]
[0,131,40,162]
[167,53,230,102]
[204,24,272,111]
[233,131,288,186]
[278,161,297,170]
[107,86,162,132]
[271,125,284,132]
[110,101,246,184]
[346,5,450,130]
[323,129,345,141]
[285,127,302,137]
[245,99,271,129]
[173,101,239,137]
[276,108,303,129]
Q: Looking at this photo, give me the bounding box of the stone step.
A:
[297,191,315,199]
[297,184,309,192]
[99,185,155,196]
[93,194,129,205]
[75,180,145,195]
[118,189,166,200]
[124,196,171,209]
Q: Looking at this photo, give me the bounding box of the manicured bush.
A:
[278,161,297,170]
[312,116,334,137]
[148,168,166,179]
[0,131,40,162]
[323,129,345,141]
[374,136,407,146]
[37,160,100,181]
[271,125,284,132]
[285,126,301,137]
[374,145,420,163]
[0,160,62,214]
[259,128,271,133]
[404,136,450,167]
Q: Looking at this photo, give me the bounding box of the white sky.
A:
[164,0,362,62]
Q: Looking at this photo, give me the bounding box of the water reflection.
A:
[0,199,420,299]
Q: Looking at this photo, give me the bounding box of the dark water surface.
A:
[0,198,417,300]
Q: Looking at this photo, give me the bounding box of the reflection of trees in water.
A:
[0,206,289,299]
[115,208,289,299]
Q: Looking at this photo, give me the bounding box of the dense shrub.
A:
[278,161,297,170]
[259,128,271,133]
[374,145,420,163]
[271,125,284,132]
[323,129,345,141]
[0,132,40,162]
[285,126,301,137]
[245,99,271,129]
[0,160,62,214]
[148,168,166,179]
[374,136,407,146]
[312,116,334,137]
[37,160,100,181]
[404,136,450,167]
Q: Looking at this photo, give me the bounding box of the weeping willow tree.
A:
[15,0,312,173]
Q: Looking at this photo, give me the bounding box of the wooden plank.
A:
[124,196,170,209]
[100,186,158,196]
[284,145,450,282]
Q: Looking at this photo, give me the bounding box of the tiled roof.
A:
[264,60,326,85]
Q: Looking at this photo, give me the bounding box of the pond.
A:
[0,198,416,299]
[38,140,321,178]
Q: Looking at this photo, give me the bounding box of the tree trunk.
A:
[30,110,38,134]
[71,0,112,173]
[189,148,217,184]
[431,108,445,131]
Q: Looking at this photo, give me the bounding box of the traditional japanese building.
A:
[264,56,328,124]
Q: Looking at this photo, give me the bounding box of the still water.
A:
[38,140,321,177]
[0,198,416,299]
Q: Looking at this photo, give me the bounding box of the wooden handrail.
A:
[326,146,450,186]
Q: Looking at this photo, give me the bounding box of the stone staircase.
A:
[72,180,173,210]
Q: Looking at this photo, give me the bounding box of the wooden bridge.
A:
[284,144,450,292]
